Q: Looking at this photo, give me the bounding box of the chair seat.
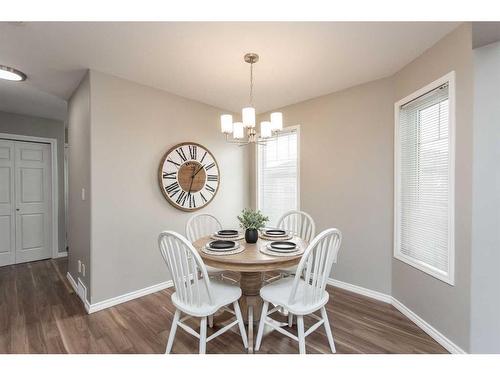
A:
[171,280,242,317]
[260,277,329,315]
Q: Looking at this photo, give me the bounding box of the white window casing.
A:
[394,72,455,285]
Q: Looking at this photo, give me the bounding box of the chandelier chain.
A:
[249,62,254,105]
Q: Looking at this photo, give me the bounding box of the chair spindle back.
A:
[186,213,222,243]
[158,231,212,307]
[277,210,316,243]
[288,228,342,306]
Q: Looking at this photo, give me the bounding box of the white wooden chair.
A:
[185,213,227,278]
[265,210,316,326]
[158,231,248,354]
[255,228,342,354]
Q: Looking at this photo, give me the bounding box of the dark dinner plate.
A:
[217,230,239,236]
[209,240,236,250]
[265,229,287,236]
[270,241,297,251]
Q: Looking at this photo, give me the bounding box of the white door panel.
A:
[0,215,13,253]
[20,148,44,161]
[0,140,15,266]
[0,166,12,203]
[20,168,44,202]
[14,141,52,264]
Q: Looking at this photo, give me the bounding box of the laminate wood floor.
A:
[0,258,448,354]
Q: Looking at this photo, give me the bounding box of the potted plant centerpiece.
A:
[237,208,269,244]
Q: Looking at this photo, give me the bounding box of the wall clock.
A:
[158,142,220,211]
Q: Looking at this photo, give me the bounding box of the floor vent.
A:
[77,278,87,302]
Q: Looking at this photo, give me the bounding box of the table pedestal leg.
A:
[238,272,263,353]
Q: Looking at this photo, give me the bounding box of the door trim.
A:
[0,133,59,259]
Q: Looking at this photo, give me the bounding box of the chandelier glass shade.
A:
[242,107,256,128]
[233,122,244,139]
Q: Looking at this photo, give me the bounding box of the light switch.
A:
[81,188,86,201]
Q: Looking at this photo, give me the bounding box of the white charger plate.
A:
[211,232,244,241]
[259,233,293,241]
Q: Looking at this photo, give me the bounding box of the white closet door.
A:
[0,140,15,266]
[14,141,52,264]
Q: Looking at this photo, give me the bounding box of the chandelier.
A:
[220,53,283,145]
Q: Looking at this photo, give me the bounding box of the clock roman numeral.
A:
[167,159,180,167]
[169,189,180,198]
[189,145,197,160]
[188,193,196,208]
[200,151,207,163]
[205,184,216,194]
[176,190,186,205]
[162,172,176,179]
[175,148,187,162]
[200,192,208,203]
[205,162,215,171]
[165,182,179,194]
[207,174,218,182]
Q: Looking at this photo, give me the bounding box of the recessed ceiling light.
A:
[0,65,27,82]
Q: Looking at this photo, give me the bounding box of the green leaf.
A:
[237,208,269,230]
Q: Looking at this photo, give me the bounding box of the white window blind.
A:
[257,128,299,226]
[395,75,455,284]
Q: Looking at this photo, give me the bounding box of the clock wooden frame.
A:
[158,142,221,212]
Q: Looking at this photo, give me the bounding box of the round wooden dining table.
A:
[193,235,307,352]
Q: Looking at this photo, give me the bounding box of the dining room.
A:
[1,14,499,363]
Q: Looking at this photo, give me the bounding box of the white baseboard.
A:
[328,277,466,354]
[328,278,392,303]
[391,298,466,354]
[87,280,174,314]
[67,270,174,314]
[56,251,68,258]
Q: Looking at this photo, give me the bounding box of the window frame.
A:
[255,125,301,219]
[393,72,456,285]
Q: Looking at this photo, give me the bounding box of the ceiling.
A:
[472,22,500,48]
[0,22,460,121]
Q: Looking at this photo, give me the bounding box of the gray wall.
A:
[392,24,474,352]
[470,41,500,353]
[0,110,66,255]
[257,77,394,295]
[88,71,249,303]
[67,73,92,294]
